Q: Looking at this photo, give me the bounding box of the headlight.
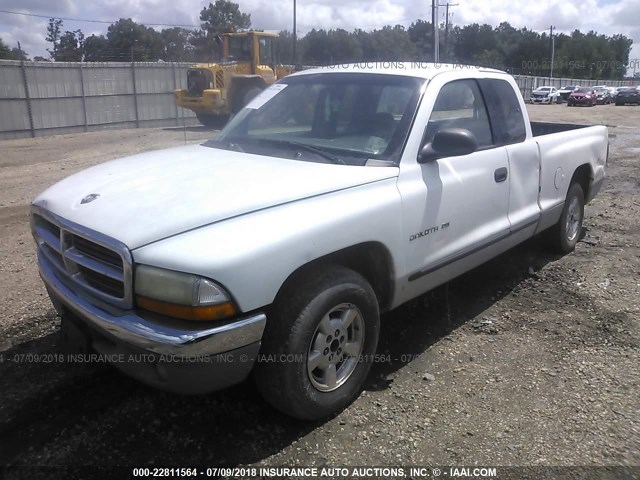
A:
[135,265,237,321]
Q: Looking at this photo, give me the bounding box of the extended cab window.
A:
[425,79,493,148]
[479,78,526,146]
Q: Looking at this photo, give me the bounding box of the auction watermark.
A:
[322,61,485,70]
[521,58,639,71]
[315,58,640,73]
[0,465,636,479]
[3,351,429,365]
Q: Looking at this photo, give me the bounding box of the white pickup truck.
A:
[31,63,608,420]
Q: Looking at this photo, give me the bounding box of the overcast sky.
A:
[0,0,638,74]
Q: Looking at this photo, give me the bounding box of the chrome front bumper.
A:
[39,248,266,358]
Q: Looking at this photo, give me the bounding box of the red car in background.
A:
[568,87,597,107]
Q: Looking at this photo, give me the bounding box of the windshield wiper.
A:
[280,141,346,165]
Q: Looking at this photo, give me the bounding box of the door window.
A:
[425,79,493,148]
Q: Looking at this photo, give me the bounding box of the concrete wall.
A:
[0,60,198,140]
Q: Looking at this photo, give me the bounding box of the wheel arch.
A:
[569,163,593,201]
[273,242,396,314]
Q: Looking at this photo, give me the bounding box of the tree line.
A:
[0,0,635,80]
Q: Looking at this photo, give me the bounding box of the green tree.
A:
[161,27,195,61]
[0,37,14,59]
[199,0,251,35]
[0,39,28,60]
[408,20,434,60]
[106,18,164,61]
[11,43,29,61]
[368,25,416,61]
[46,18,63,59]
[56,30,84,61]
[473,49,505,69]
[188,29,215,62]
[83,34,109,61]
[277,30,294,65]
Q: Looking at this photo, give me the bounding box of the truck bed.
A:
[531,121,591,137]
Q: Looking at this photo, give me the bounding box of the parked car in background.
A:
[595,87,612,104]
[615,87,640,106]
[558,85,579,102]
[530,86,560,104]
[607,86,620,99]
[568,87,597,107]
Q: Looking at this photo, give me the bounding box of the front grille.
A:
[32,211,132,307]
[77,265,125,298]
[72,235,123,269]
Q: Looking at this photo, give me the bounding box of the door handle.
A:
[494,167,508,183]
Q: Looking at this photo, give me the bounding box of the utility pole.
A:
[432,0,439,62]
[549,25,555,80]
[439,2,458,63]
[293,0,297,65]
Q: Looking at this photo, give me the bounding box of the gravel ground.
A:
[0,105,638,476]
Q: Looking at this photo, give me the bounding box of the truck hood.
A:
[33,143,399,249]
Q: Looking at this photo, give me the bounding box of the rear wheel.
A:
[547,182,585,254]
[255,265,380,420]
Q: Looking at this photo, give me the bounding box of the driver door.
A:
[398,79,511,289]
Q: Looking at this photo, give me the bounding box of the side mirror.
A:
[418,128,478,163]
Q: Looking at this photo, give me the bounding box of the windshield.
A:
[210,73,425,166]
[575,87,591,93]
[536,87,552,91]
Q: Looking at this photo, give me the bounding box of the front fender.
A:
[132,178,405,312]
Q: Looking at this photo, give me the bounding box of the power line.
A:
[0,9,200,28]
[439,3,458,63]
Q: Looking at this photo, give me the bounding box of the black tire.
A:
[255,265,380,420]
[196,113,229,128]
[547,182,585,254]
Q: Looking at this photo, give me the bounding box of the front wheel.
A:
[255,265,380,420]
[547,182,585,254]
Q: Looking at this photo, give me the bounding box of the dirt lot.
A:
[0,106,638,476]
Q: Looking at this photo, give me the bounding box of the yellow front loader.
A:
[175,31,293,127]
